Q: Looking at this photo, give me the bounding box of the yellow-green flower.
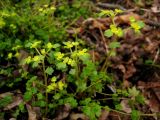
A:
[131,22,141,31]
[10,24,16,29]
[44,4,48,8]
[51,76,57,82]
[72,41,79,46]
[110,25,123,37]
[67,58,76,66]
[33,55,40,62]
[25,56,32,64]
[54,52,64,60]
[14,52,20,58]
[50,6,56,10]
[64,41,73,49]
[12,45,22,51]
[40,49,46,55]
[77,49,87,56]
[58,81,64,90]
[1,11,10,17]
[63,57,69,63]
[47,83,57,92]
[31,41,41,48]
[8,53,13,59]
[115,9,123,14]
[38,8,43,12]
[46,42,53,49]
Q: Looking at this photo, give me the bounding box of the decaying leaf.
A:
[4,96,23,110]
[53,104,71,120]
[26,104,37,120]
[98,109,109,120]
[120,99,132,113]
[70,113,89,120]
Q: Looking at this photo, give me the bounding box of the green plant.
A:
[1,0,159,119]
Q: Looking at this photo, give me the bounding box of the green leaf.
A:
[64,97,78,108]
[0,95,12,108]
[117,28,123,37]
[115,104,122,110]
[131,110,140,120]
[104,29,113,37]
[45,67,54,75]
[33,100,46,107]
[80,98,91,105]
[130,16,136,22]
[53,43,60,48]
[76,80,87,92]
[137,21,145,28]
[128,86,139,98]
[82,102,101,120]
[57,62,67,70]
[53,93,61,100]
[31,87,38,94]
[79,53,90,62]
[145,59,153,64]
[32,62,39,68]
[23,92,32,101]
[109,42,120,49]
[109,50,116,56]
[69,69,76,75]
[37,93,44,100]
[92,103,101,117]
[135,94,145,104]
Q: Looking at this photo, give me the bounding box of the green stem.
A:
[35,48,48,116]
[109,108,160,117]
[101,55,110,72]
[42,59,48,116]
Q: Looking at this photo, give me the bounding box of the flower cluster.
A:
[47,77,65,92]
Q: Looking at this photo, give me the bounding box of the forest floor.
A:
[0,0,160,120]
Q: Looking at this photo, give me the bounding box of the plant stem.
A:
[35,48,48,116]
[109,108,160,117]
[42,59,48,116]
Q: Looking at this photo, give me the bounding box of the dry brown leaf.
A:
[116,65,126,74]
[70,113,89,120]
[98,109,109,120]
[124,64,136,79]
[123,80,131,88]
[54,104,71,120]
[121,100,132,113]
[4,96,23,110]
[138,81,160,89]
[83,18,106,30]
[26,104,37,120]
[151,6,160,13]
[97,13,141,25]
[0,92,13,98]
[9,118,16,120]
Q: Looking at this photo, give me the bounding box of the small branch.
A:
[97,2,126,11]
[144,20,160,27]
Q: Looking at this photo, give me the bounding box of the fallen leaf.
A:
[70,113,89,120]
[98,109,109,120]
[26,104,37,120]
[54,104,71,120]
[121,99,132,113]
[4,96,23,110]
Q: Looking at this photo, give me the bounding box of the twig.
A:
[153,48,159,63]
[144,20,160,27]
[97,2,126,11]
